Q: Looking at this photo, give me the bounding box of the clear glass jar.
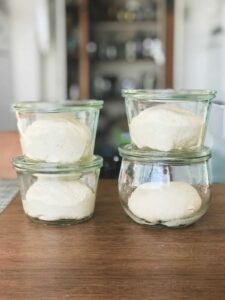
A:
[122,89,216,152]
[13,101,103,163]
[118,144,211,228]
[13,155,103,225]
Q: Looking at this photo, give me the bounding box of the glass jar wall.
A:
[13,155,103,225]
[123,89,216,152]
[118,145,211,228]
[13,101,103,164]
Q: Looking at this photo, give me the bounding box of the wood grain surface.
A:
[0,180,224,300]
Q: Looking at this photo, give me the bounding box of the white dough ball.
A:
[21,116,90,163]
[128,181,202,224]
[24,177,95,221]
[129,104,203,151]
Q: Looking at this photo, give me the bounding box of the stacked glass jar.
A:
[118,90,216,228]
[12,101,103,225]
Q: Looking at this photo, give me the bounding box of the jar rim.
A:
[118,144,211,163]
[12,155,103,173]
[13,100,104,113]
[122,89,217,102]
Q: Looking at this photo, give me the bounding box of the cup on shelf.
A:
[12,155,103,225]
[122,89,216,152]
[118,144,211,228]
[13,100,103,163]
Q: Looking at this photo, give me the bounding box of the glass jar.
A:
[13,101,103,163]
[122,89,216,152]
[13,155,103,225]
[118,144,211,228]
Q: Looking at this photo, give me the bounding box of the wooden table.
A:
[0,180,225,300]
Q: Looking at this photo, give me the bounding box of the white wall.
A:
[41,0,67,101]
[0,0,66,130]
[0,0,16,130]
[174,0,225,102]
[174,0,225,182]
[9,0,67,103]
[9,0,42,102]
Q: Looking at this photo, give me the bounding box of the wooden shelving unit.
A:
[78,0,89,99]
[89,0,167,99]
[66,0,174,99]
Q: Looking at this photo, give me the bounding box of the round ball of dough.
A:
[128,181,202,224]
[24,177,95,221]
[21,117,90,163]
[129,104,203,151]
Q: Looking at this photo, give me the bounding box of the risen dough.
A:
[128,181,202,224]
[129,104,203,151]
[24,177,95,221]
[21,116,90,163]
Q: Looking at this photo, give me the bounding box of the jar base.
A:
[26,214,94,226]
[122,203,209,229]
[131,142,200,153]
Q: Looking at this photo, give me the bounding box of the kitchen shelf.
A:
[66,0,171,97]
[91,59,156,65]
[91,21,161,32]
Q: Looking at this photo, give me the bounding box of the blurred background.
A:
[0,0,225,180]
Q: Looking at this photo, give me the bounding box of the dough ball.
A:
[21,116,91,163]
[128,181,202,224]
[24,177,95,221]
[129,104,203,151]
